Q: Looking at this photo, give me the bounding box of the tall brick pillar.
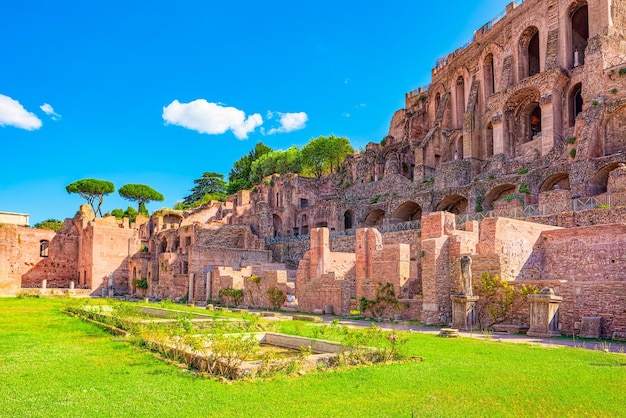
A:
[355,228,382,301]
[309,228,330,279]
[421,212,456,325]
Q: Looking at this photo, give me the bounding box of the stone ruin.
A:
[1,0,625,340]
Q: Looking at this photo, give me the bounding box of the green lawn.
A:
[1,298,625,418]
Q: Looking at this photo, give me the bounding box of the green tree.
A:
[111,206,139,223]
[227,142,273,194]
[33,219,64,232]
[65,179,115,217]
[301,135,353,178]
[182,172,227,208]
[249,147,302,185]
[118,184,164,216]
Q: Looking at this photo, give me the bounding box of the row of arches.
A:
[431,3,589,132]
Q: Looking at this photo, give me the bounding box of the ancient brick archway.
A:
[435,195,468,215]
[484,184,517,211]
[364,209,385,227]
[540,173,571,192]
[569,3,589,68]
[391,201,422,223]
[568,83,583,127]
[518,26,540,80]
[503,87,541,157]
[588,162,626,196]
[344,210,355,230]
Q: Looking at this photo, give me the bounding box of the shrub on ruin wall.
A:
[359,283,401,318]
[266,286,286,310]
[473,272,538,330]
[219,287,244,307]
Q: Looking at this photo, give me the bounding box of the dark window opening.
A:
[530,105,542,140]
[528,32,540,76]
[39,240,49,258]
[571,5,589,67]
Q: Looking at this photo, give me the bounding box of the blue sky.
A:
[0,0,511,225]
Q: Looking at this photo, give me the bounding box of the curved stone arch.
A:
[435,194,469,215]
[601,103,626,157]
[364,209,385,227]
[159,236,168,253]
[483,184,517,211]
[565,1,589,69]
[588,162,626,196]
[428,82,448,126]
[478,43,505,97]
[517,26,540,80]
[449,66,472,129]
[390,201,422,223]
[540,173,571,192]
[442,130,464,163]
[567,82,583,128]
[503,87,542,156]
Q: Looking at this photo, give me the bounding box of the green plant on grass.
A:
[2,299,626,416]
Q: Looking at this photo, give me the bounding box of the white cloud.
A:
[0,94,42,130]
[266,112,308,135]
[162,99,263,139]
[40,103,62,120]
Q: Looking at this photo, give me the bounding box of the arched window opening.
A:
[344,210,354,230]
[571,5,589,67]
[132,267,137,280]
[392,202,422,223]
[435,93,441,113]
[160,237,167,253]
[483,54,495,97]
[455,76,465,129]
[364,209,385,227]
[569,83,583,127]
[530,104,542,140]
[528,32,540,76]
[39,240,49,258]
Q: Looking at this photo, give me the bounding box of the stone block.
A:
[579,316,602,339]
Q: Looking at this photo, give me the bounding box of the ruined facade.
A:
[1,0,625,339]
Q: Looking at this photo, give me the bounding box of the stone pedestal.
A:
[527,288,562,338]
[450,294,479,330]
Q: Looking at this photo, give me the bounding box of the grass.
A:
[1,298,625,417]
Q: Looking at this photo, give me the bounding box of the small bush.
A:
[517,168,529,175]
[567,137,576,144]
[519,183,531,195]
[133,278,148,289]
[267,286,286,310]
[570,148,577,158]
[370,194,382,204]
[619,67,626,76]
